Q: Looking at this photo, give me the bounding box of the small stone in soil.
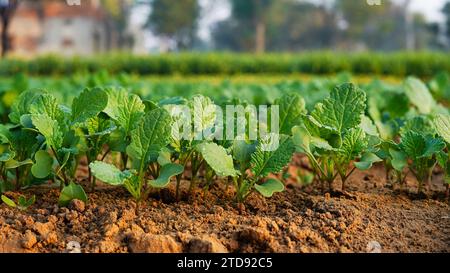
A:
[69,199,86,212]
[21,230,37,249]
[366,241,382,253]
[67,241,81,253]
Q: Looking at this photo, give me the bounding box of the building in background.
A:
[7,0,146,57]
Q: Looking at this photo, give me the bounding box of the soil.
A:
[0,156,449,253]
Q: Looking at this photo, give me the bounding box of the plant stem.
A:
[175,174,181,201]
[15,168,20,191]
[100,147,111,161]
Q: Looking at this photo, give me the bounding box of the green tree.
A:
[101,0,133,50]
[444,2,450,44]
[147,0,200,50]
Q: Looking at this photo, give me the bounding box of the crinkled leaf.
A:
[196,142,238,177]
[400,116,435,136]
[254,178,285,198]
[31,114,63,149]
[127,108,172,166]
[275,93,306,135]
[339,128,368,161]
[404,77,435,114]
[104,88,145,134]
[422,137,445,158]
[433,114,450,143]
[400,131,426,159]
[31,150,53,179]
[58,182,87,207]
[188,95,216,138]
[311,83,366,134]
[71,87,108,124]
[251,135,295,178]
[436,151,448,170]
[85,116,117,137]
[29,93,65,124]
[148,163,184,188]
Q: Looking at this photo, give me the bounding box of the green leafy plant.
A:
[397,130,445,195]
[433,114,450,197]
[89,108,183,203]
[1,194,35,211]
[293,83,381,192]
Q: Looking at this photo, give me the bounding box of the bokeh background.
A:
[1,0,449,57]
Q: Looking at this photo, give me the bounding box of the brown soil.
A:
[0,158,449,253]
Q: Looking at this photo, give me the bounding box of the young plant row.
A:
[0,79,449,209]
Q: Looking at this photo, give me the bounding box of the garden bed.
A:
[1,161,448,253]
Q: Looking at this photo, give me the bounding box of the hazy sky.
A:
[133,0,449,49]
[407,0,447,22]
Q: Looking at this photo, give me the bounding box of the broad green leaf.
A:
[31,114,63,149]
[340,128,368,161]
[197,142,238,177]
[232,139,256,165]
[292,125,311,153]
[31,150,53,179]
[58,182,88,207]
[433,114,450,143]
[104,88,145,134]
[436,151,448,170]
[275,93,306,135]
[29,93,65,124]
[404,77,435,114]
[354,152,382,170]
[143,100,159,112]
[251,135,295,178]
[400,116,435,136]
[148,163,184,188]
[0,124,11,144]
[389,149,407,171]
[400,131,426,159]
[157,148,172,166]
[1,195,16,207]
[400,131,444,159]
[85,115,116,137]
[311,83,366,134]
[422,137,445,158]
[0,145,15,162]
[127,108,172,166]
[360,115,379,137]
[89,161,133,186]
[5,159,33,169]
[8,89,43,124]
[71,87,108,124]
[254,178,285,198]
[188,95,216,138]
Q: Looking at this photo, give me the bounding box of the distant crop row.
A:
[0,75,449,210]
[1,52,450,77]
